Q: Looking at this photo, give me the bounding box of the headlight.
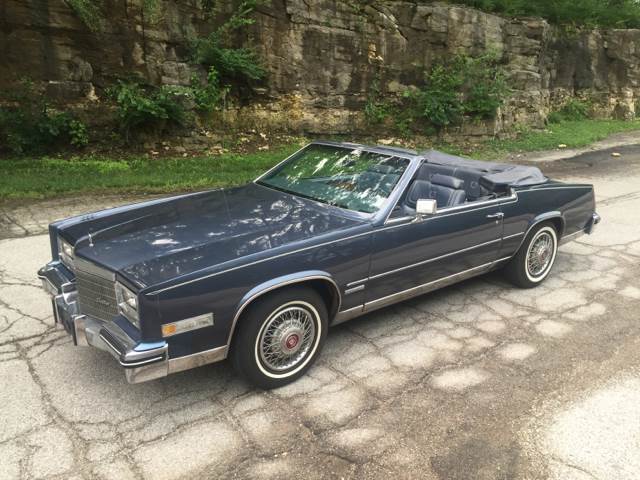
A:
[115,282,139,327]
[58,237,75,269]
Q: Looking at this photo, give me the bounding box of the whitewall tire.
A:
[231,287,328,389]
[505,222,559,288]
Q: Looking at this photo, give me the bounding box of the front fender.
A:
[226,270,341,346]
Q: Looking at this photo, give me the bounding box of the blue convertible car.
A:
[38,141,600,388]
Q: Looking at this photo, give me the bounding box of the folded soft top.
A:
[422,150,548,188]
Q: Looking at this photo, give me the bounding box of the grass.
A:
[2,119,639,200]
[461,119,640,159]
[0,144,301,200]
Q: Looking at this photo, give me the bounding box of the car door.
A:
[364,204,504,308]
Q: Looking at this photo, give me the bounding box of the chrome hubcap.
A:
[259,306,316,372]
[526,231,554,277]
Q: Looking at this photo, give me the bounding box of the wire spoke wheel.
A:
[526,231,555,278]
[258,305,317,373]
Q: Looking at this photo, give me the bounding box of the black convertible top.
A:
[422,150,548,188]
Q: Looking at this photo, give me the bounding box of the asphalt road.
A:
[1,146,640,479]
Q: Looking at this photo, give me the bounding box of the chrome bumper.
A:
[588,212,601,234]
[37,262,169,384]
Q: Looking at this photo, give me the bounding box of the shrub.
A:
[410,53,509,129]
[191,67,230,112]
[0,81,89,155]
[408,62,465,129]
[364,81,392,124]
[548,98,592,123]
[191,0,266,86]
[108,81,191,143]
[364,53,510,134]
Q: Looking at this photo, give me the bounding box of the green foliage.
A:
[0,81,89,155]
[364,53,510,135]
[191,0,266,84]
[190,67,230,112]
[548,99,592,123]
[441,0,640,28]
[364,81,392,124]
[409,53,509,129]
[408,63,464,129]
[63,0,104,31]
[68,119,90,147]
[107,81,191,143]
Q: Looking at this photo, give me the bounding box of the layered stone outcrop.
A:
[2,0,640,137]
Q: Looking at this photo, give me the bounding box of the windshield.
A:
[257,144,410,213]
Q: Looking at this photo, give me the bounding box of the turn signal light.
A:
[162,324,177,337]
[161,313,214,338]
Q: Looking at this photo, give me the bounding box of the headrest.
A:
[431,174,464,190]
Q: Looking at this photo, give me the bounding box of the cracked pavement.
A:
[1,147,640,479]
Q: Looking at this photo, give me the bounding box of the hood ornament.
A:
[88,232,94,247]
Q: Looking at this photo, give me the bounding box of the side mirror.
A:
[416,198,437,216]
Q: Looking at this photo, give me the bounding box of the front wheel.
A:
[230,287,328,389]
[504,222,558,288]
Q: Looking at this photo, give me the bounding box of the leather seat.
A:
[406,174,467,209]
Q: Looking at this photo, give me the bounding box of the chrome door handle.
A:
[487,213,505,220]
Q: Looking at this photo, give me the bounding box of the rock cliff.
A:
[2,0,639,137]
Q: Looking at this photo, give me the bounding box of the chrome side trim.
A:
[516,185,593,193]
[559,229,585,245]
[384,188,518,226]
[346,278,368,287]
[332,256,513,326]
[368,238,502,281]
[385,215,414,225]
[333,306,365,325]
[345,285,365,295]
[168,346,227,374]
[437,192,518,215]
[365,256,513,312]
[503,232,525,240]
[225,275,342,349]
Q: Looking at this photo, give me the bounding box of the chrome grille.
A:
[75,260,117,322]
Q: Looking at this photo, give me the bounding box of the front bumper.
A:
[37,262,169,383]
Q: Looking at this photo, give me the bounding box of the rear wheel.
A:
[230,287,328,389]
[504,222,558,288]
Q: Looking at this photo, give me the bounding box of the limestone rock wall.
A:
[2,0,640,137]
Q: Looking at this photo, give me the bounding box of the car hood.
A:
[67,184,366,287]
